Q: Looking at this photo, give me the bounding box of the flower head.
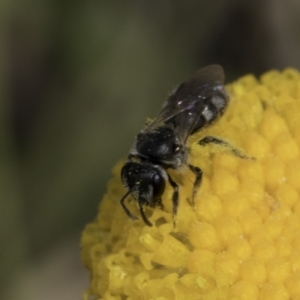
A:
[81,68,300,300]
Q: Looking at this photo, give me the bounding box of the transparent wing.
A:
[144,64,228,144]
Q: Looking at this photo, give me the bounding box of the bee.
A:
[120,65,236,226]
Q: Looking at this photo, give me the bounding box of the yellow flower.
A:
[81,68,300,300]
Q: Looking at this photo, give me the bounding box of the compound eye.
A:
[152,173,165,198]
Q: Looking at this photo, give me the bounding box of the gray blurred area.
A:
[1,0,300,299]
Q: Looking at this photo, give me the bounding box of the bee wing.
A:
[144,65,228,144]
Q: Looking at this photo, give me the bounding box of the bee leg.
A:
[188,165,203,207]
[120,190,139,221]
[198,136,253,159]
[167,173,179,225]
[138,199,153,227]
[156,198,165,211]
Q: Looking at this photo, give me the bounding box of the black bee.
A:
[120,65,233,226]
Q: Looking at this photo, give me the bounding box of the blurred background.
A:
[1,0,300,299]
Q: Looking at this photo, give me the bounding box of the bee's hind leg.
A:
[198,136,254,159]
[188,165,203,207]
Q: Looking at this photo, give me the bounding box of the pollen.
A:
[81,68,300,299]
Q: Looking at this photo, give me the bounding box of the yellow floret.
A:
[81,68,300,299]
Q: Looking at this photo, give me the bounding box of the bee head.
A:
[120,161,167,226]
[121,161,166,205]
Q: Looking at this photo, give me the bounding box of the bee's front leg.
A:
[167,173,179,225]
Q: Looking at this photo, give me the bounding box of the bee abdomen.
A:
[193,93,228,134]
